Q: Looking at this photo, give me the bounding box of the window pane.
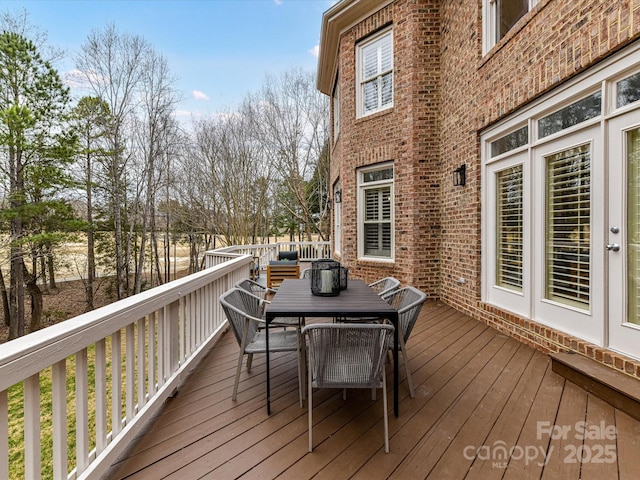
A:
[363,80,378,113]
[545,144,591,309]
[497,0,529,40]
[380,35,393,71]
[381,72,393,107]
[617,71,640,108]
[364,223,391,256]
[496,166,523,291]
[362,43,379,79]
[538,92,602,138]
[363,168,393,183]
[627,128,640,324]
[491,126,528,157]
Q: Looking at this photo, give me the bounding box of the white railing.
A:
[0,252,252,480]
[210,240,331,270]
[0,240,331,480]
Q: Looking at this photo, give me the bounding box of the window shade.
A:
[496,166,523,290]
[364,187,391,256]
[545,144,591,308]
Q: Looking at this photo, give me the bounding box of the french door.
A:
[608,111,640,358]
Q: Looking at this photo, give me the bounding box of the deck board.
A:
[107,301,640,480]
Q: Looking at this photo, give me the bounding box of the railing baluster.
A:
[1,390,8,480]
[137,319,146,408]
[126,324,135,420]
[95,339,107,453]
[76,348,89,474]
[24,373,40,480]
[148,313,157,396]
[52,359,67,480]
[111,330,122,436]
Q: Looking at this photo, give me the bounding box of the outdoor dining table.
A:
[264,278,400,417]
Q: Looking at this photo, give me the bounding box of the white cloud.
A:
[309,44,320,58]
[192,90,210,100]
[64,68,107,89]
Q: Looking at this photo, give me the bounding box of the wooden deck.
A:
[106,301,640,479]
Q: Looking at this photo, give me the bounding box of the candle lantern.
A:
[339,266,349,291]
[310,259,342,296]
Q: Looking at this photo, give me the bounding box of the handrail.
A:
[0,252,252,480]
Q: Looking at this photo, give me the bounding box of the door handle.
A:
[605,243,620,252]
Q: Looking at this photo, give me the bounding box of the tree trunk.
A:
[0,266,10,328]
[47,251,56,291]
[23,264,42,333]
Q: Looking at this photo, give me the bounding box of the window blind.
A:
[496,166,523,290]
[545,145,591,308]
[364,187,391,257]
[360,32,393,114]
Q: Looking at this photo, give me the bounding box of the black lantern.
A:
[453,164,466,187]
[310,259,341,296]
[339,266,349,291]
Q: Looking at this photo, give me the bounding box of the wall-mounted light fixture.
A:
[334,189,342,203]
[453,164,466,187]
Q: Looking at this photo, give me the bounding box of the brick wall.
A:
[332,0,442,296]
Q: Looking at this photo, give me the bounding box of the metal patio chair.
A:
[337,276,401,323]
[369,276,401,296]
[382,286,427,398]
[219,287,304,405]
[303,323,395,453]
[236,278,303,329]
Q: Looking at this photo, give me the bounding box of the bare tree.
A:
[131,49,180,293]
[190,101,272,247]
[75,24,151,299]
[254,68,330,241]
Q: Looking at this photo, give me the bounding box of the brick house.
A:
[317,0,640,377]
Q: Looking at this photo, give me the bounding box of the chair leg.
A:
[382,368,389,453]
[399,336,415,398]
[246,353,254,373]
[232,351,245,401]
[308,364,313,452]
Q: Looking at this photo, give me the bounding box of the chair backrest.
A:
[219,288,262,347]
[300,268,311,279]
[369,276,401,296]
[383,286,427,344]
[236,278,266,297]
[303,323,394,389]
[278,250,299,262]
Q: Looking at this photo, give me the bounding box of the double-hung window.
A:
[483,0,538,54]
[357,29,393,117]
[358,163,394,260]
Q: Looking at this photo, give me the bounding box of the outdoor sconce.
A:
[453,164,466,187]
[334,189,342,203]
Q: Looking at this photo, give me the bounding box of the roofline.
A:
[316,0,393,95]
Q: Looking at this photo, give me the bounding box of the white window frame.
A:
[482,0,538,55]
[356,28,393,118]
[357,162,394,262]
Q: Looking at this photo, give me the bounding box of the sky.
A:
[1,0,333,123]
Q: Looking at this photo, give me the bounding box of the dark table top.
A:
[265,279,398,320]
